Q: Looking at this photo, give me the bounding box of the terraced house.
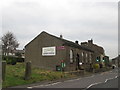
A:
[25,31,108,71]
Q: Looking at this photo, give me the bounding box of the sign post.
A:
[61,60,66,72]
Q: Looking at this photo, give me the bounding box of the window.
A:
[81,52,84,57]
[81,52,84,62]
[89,52,92,63]
[70,49,74,63]
[86,53,88,63]
[86,53,88,57]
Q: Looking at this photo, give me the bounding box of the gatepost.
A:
[24,61,31,80]
[2,61,6,81]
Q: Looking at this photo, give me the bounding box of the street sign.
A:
[61,62,66,68]
[57,46,65,50]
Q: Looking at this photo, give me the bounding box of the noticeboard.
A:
[42,46,56,56]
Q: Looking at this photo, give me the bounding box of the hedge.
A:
[2,55,24,65]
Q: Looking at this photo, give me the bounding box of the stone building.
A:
[25,31,107,71]
[112,55,120,67]
[81,40,106,63]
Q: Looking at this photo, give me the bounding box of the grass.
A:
[2,63,75,88]
[2,62,112,88]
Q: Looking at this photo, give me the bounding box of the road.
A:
[87,76,119,88]
[26,68,119,89]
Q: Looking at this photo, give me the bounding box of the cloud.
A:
[2,0,118,59]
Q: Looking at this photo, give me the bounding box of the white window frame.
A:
[70,49,74,63]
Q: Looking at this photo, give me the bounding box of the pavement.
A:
[5,68,118,90]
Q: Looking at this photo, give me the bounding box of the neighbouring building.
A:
[112,55,120,67]
[25,31,108,71]
[14,49,25,58]
[81,40,109,66]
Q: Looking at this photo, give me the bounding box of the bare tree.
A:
[1,31,19,56]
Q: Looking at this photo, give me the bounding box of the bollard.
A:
[24,61,31,80]
[2,61,6,81]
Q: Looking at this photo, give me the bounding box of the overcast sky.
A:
[1,0,118,59]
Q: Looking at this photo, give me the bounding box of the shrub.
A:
[93,64,100,69]
[16,58,24,62]
[3,56,17,65]
[6,59,12,64]
[2,55,24,64]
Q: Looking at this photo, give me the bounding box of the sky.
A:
[1,0,118,59]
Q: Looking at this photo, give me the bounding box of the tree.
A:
[1,31,19,56]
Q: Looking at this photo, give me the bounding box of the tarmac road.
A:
[87,76,119,89]
[25,68,119,89]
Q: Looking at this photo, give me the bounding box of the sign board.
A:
[57,46,65,50]
[42,46,56,56]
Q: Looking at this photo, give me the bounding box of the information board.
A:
[42,46,56,56]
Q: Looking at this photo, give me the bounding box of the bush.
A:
[93,64,100,69]
[3,56,17,65]
[6,59,17,65]
[6,59,12,64]
[2,55,24,64]
[16,58,24,62]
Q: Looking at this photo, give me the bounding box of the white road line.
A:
[65,79,76,82]
[27,87,33,89]
[50,82,61,85]
[65,75,94,83]
[104,76,117,83]
[115,76,118,78]
[86,82,102,89]
[28,82,61,88]
[64,78,81,82]
[86,76,117,89]
[105,79,108,83]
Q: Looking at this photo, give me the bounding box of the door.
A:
[76,54,80,70]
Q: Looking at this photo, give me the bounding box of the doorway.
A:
[76,53,80,70]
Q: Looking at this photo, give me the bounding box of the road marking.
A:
[105,79,108,82]
[64,78,81,82]
[86,82,102,89]
[27,87,33,89]
[65,79,77,82]
[115,76,118,78]
[50,82,61,85]
[28,82,61,88]
[104,76,117,83]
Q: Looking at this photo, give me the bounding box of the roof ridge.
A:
[25,31,94,52]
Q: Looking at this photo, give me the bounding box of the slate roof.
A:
[25,31,94,52]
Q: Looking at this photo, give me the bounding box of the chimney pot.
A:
[60,34,63,39]
[75,40,79,44]
[88,39,93,44]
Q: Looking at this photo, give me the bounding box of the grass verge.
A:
[2,63,75,88]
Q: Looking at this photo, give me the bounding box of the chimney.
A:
[88,39,93,44]
[81,42,87,46]
[60,34,63,39]
[75,40,79,44]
